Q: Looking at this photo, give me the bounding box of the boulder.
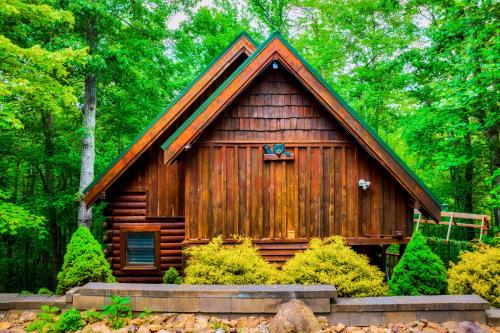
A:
[456,321,487,333]
[18,311,37,322]
[267,299,321,333]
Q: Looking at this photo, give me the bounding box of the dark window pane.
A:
[127,232,155,265]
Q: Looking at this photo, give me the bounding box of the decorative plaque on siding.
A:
[263,144,295,161]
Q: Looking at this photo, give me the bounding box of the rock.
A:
[443,321,458,331]
[6,311,20,320]
[335,323,346,332]
[247,316,261,329]
[132,318,146,326]
[127,324,139,333]
[456,321,487,333]
[149,315,170,326]
[149,324,162,332]
[88,323,113,333]
[267,299,321,333]
[137,325,151,333]
[173,314,195,330]
[318,316,329,329]
[19,311,37,322]
[0,322,12,330]
[256,323,269,333]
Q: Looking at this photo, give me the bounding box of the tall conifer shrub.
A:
[56,227,115,294]
[389,231,447,295]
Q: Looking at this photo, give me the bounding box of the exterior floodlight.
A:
[358,179,371,190]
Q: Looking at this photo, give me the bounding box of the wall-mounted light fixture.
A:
[184,144,191,151]
[358,179,371,190]
[272,61,279,70]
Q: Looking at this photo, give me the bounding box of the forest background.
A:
[0,0,498,292]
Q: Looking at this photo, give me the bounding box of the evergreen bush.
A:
[163,267,183,284]
[389,231,447,295]
[184,236,281,284]
[448,245,500,307]
[56,226,115,294]
[282,237,387,297]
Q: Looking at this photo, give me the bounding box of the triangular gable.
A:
[160,32,442,222]
[83,33,257,206]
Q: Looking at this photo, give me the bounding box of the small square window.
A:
[120,227,160,271]
[126,232,155,266]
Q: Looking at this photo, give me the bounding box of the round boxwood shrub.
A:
[56,226,115,294]
[448,245,500,307]
[282,236,387,297]
[184,236,281,284]
[163,267,183,284]
[389,231,447,295]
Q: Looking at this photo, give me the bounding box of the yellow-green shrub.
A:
[448,245,500,307]
[184,236,281,284]
[282,237,387,297]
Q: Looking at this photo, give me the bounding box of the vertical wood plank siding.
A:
[184,67,410,242]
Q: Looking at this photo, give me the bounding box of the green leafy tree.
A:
[403,0,499,221]
[389,232,447,295]
[248,0,289,32]
[56,226,115,294]
[169,5,261,92]
[0,0,86,291]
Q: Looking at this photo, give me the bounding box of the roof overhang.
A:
[83,32,257,207]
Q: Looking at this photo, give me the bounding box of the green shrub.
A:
[56,226,115,294]
[27,305,60,332]
[52,308,85,332]
[163,267,183,284]
[81,309,103,324]
[37,287,53,295]
[389,231,447,295]
[282,237,387,297]
[448,245,500,307]
[101,295,132,329]
[184,236,281,284]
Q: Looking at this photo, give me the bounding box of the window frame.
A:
[120,225,161,271]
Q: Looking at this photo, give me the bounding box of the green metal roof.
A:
[160,31,442,208]
[83,32,257,195]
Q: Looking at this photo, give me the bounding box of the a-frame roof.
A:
[160,31,442,221]
[83,33,257,206]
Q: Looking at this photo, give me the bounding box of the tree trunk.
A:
[40,108,60,289]
[487,125,500,226]
[78,16,97,228]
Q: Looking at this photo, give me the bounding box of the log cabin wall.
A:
[102,53,250,282]
[183,66,413,258]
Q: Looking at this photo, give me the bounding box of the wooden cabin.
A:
[84,32,441,282]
